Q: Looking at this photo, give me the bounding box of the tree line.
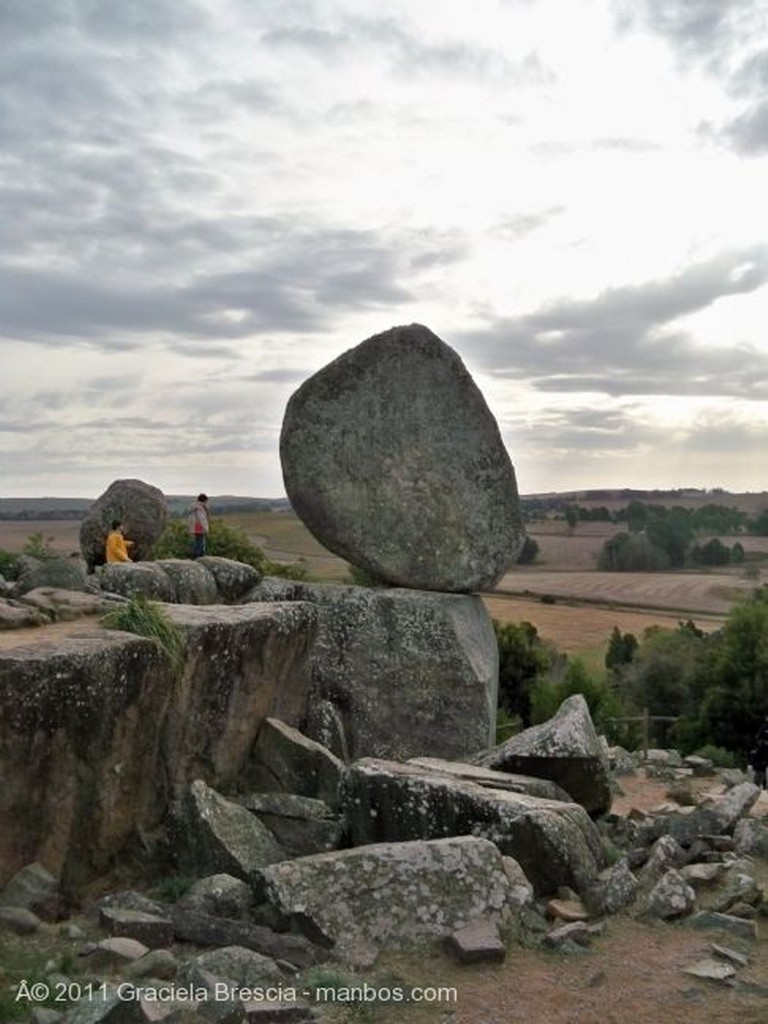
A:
[495,585,768,763]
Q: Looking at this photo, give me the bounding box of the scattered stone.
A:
[683,755,715,777]
[711,872,762,914]
[582,859,638,917]
[0,862,58,912]
[640,835,686,880]
[545,898,589,922]
[124,948,179,980]
[98,907,174,948]
[170,779,286,883]
[686,911,758,940]
[711,943,749,968]
[445,919,506,963]
[169,907,327,968]
[734,818,768,858]
[174,875,255,921]
[682,958,736,982]
[477,694,611,815]
[31,1010,63,1024]
[177,946,284,987]
[665,781,697,806]
[680,862,726,888]
[280,323,525,592]
[238,792,345,857]
[543,921,593,949]
[643,869,695,920]
[12,558,89,598]
[408,757,572,802]
[0,905,41,935]
[80,936,149,969]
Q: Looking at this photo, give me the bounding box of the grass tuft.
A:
[101,594,185,677]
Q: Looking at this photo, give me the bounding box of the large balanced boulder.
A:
[477,694,612,816]
[280,324,525,592]
[79,478,168,571]
[247,580,498,760]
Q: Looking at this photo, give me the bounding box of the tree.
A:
[645,508,693,568]
[515,536,540,565]
[494,620,552,728]
[605,626,638,672]
[564,505,580,533]
[597,531,670,572]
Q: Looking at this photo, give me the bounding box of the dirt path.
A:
[0,619,108,652]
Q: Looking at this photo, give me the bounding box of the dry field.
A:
[481,594,722,654]
[3,513,765,659]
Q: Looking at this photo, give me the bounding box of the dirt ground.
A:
[367,772,768,1024]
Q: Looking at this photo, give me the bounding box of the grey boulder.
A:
[477,694,612,816]
[280,323,524,592]
[260,836,516,957]
[79,478,168,571]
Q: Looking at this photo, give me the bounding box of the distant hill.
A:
[0,495,291,520]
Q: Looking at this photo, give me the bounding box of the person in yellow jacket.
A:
[105,520,134,563]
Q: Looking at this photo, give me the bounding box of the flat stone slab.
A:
[445,918,506,963]
[280,323,524,592]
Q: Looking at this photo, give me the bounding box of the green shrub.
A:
[530,658,624,732]
[101,595,185,678]
[0,549,19,580]
[22,531,56,560]
[692,743,739,768]
[154,517,309,580]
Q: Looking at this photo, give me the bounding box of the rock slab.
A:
[280,324,524,592]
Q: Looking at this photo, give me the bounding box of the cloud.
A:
[458,246,768,398]
[720,100,768,155]
[492,206,565,240]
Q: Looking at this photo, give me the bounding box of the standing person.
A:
[188,493,210,559]
[105,520,134,563]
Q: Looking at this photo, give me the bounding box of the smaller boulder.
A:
[250,719,346,810]
[169,780,286,883]
[477,695,611,815]
[79,478,168,571]
[643,869,696,920]
[445,919,506,963]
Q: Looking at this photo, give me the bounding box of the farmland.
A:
[3,507,766,660]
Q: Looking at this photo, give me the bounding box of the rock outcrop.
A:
[0,603,316,893]
[79,478,168,571]
[246,579,498,760]
[477,694,612,816]
[259,836,517,957]
[280,323,524,592]
[97,557,262,605]
[343,758,604,894]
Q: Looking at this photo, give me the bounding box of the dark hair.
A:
[197,493,208,502]
[110,519,122,530]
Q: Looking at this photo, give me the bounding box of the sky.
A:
[2,0,768,499]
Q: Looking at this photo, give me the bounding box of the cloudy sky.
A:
[2,0,767,499]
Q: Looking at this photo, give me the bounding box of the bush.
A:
[154,518,309,580]
[515,536,540,565]
[101,595,185,678]
[530,658,623,731]
[0,549,19,580]
[692,743,739,768]
[22,531,56,560]
[597,531,670,572]
[494,619,553,728]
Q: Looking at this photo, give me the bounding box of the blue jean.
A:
[191,533,206,559]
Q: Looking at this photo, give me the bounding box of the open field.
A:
[482,593,723,655]
[2,513,764,660]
